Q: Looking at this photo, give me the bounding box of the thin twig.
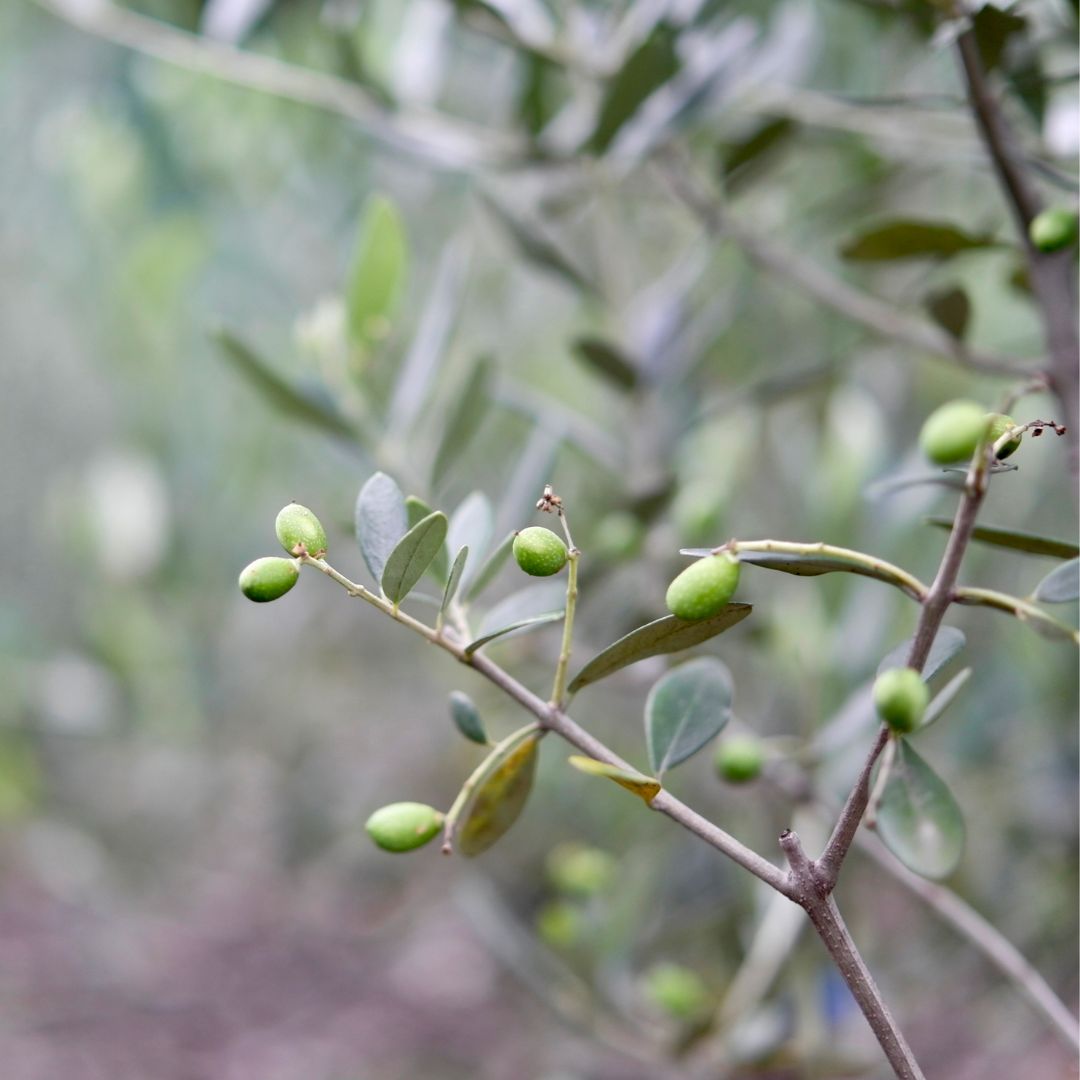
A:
[657,155,1034,380]
[955,30,1079,473]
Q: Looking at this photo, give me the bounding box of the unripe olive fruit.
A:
[546,843,617,897]
[364,802,444,853]
[641,963,710,1020]
[238,557,300,602]
[919,399,989,464]
[665,552,740,621]
[985,413,1022,460]
[714,736,765,783]
[275,502,328,558]
[513,526,568,577]
[1029,208,1078,253]
[873,667,929,734]
[536,901,582,949]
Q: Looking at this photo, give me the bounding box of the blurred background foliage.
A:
[2,0,1078,1076]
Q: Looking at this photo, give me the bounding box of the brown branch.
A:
[956,30,1080,473]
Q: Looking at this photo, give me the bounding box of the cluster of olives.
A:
[238,503,328,602]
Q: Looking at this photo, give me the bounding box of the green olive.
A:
[873,667,929,734]
[546,843,617,897]
[714,736,765,783]
[536,901,582,949]
[275,502,328,558]
[1029,208,1079,254]
[641,963,710,1020]
[238,557,300,602]
[919,399,989,464]
[364,802,444,852]
[513,527,568,577]
[985,413,1022,460]
[665,553,740,621]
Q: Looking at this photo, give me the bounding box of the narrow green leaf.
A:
[214,330,356,440]
[355,472,408,584]
[458,733,540,856]
[877,741,965,880]
[925,519,1079,560]
[878,627,965,682]
[924,286,971,340]
[567,756,661,805]
[465,531,515,603]
[381,511,449,604]
[480,192,595,295]
[433,357,492,485]
[448,492,494,592]
[572,337,639,391]
[406,495,449,583]
[920,667,971,730]
[449,690,488,745]
[465,612,565,654]
[954,588,1080,644]
[718,117,797,192]
[972,4,1027,73]
[569,605,752,695]
[645,657,733,776]
[1033,558,1080,603]
[346,194,407,349]
[466,581,567,654]
[589,23,679,154]
[441,546,469,615]
[682,546,919,595]
[841,220,997,262]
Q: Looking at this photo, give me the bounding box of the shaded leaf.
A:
[441,546,469,615]
[458,733,540,856]
[465,612,565,654]
[406,495,449,583]
[449,690,488,745]
[1033,558,1080,603]
[719,117,797,192]
[465,531,515,602]
[569,605,752,695]
[921,667,971,730]
[924,286,971,340]
[841,220,997,262]
[382,512,449,604]
[466,581,567,654]
[589,23,679,154]
[567,756,661,805]
[572,337,639,391]
[878,627,966,682]
[346,194,407,350]
[355,472,409,583]
[972,4,1027,74]
[215,330,356,440]
[448,492,494,591]
[877,741,965,880]
[645,658,733,776]
[480,192,595,294]
[433,357,492,485]
[925,519,1079,560]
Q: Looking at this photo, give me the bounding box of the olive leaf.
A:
[381,511,449,604]
[355,472,409,584]
[920,667,971,730]
[840,220,997,262]
[645,657,733,776]
[572,337,640,391]
[215,330,357,441]
[433,357,492,485]
[1033,558,1080,604]
[346,194,407,350]
[925,519,1079,560]
[458,733,540,856]
[877,741,965,880]
[449,690,488,745]
[441,546,469,615]
[465,531,515,603]
[567,756,660,805]
[568,606,752,694]
[448,492,494,592]
[878,627,966,682]
[406,495,449,583]
[465,581,567,654]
